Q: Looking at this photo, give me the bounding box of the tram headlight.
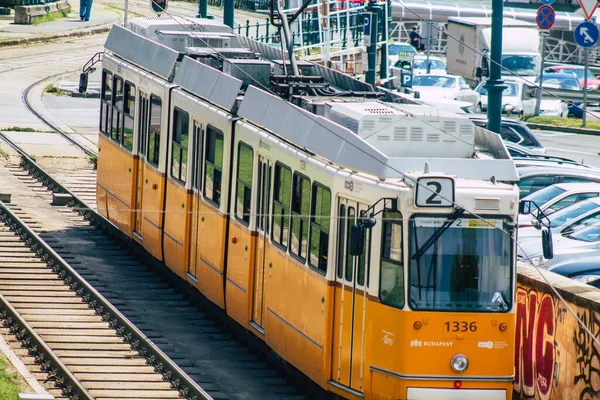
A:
[450,354,469,373]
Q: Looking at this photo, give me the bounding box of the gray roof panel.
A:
[174,57,242,111]
[105,25,179,81]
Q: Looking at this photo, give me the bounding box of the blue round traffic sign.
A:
[540,0,555,5]
[574,21,599,48]
[536,5,555,30]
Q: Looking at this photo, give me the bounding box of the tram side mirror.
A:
[542,227,553,260]
[349,225,364,256]
[78,72,88,94]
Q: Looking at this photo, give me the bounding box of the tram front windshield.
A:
[409,216,512,312]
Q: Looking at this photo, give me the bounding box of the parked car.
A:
[412,74,482,112]
[521,222,600,269]
[469,117,545,154]
[518,197,600,245]
[474,79,537,116]
[518,182,600,227]
[544,65,600,91]
[517,165,600,198]
[534,73,580,118]
[412,55,446,75]
[548,256,600,288]
[388,42,418,67]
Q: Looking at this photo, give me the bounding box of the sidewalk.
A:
[0,0,267,45]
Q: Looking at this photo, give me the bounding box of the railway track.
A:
[0,131,327,399]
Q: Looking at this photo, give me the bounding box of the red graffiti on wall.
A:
[514,288,555,399]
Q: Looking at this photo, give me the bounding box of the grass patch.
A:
[0,355,28,398]
[43,84,70,96]
[3,127,38,132]
[32,9,69,25]
[520,115,600,130]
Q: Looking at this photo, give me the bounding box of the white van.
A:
[475,78,537,116]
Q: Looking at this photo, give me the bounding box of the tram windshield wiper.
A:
[411,207,464,261]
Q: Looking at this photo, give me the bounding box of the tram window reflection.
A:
[379,211,404,308]
[408,216,512,312]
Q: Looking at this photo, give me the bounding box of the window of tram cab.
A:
[147,95,162,167]
[272,163,292,250]
[100,70,112,135]
[290,172,310,262]
[122,82,136,151]
[171,108,189,184]
[235,143,253,225]
[309,183,331,274]
[379,210,404,309]
[204,126,224,206]
[111,76,123,144]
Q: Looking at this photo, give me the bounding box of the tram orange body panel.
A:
[189,199,226,308]
[263,244,329,387]
[139,166,165,260]
[96,135,134,235]
[225,220,255,327]
[163,179,188,278]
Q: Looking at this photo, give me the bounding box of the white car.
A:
[412,74,482,113]
[539,98,569,118]
[518,182,600,228]
[388,42,418,67]
[521,222,600,269]
[412,55,446,75]
[475,79,536,116]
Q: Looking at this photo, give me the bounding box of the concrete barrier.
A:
[515,262,600,399]
[14,0,70,25]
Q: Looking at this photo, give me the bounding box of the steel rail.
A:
[22,74,98,161]
[0,133,213,400]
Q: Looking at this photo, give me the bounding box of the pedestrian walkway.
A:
[0,0,267,45]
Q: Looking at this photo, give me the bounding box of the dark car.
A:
[548,256,600,289]
[469,116,545,154]
[517,165,600,198]
[537,72,584,118]
[544,65,600,91]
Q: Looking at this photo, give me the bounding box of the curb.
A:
[525,122,600,136]
[0,25,111,47]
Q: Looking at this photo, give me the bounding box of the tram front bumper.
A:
[407,388,506,400]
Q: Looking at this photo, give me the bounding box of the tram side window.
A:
[272,163,291,250]
[111,76,123,144]
[379,211,404,309]
[235,142,253,225]
[123,82,135,151]
[100,70,112,136]
[138,91,148,158]
[309,183,331,274]
[171,108,189,184]
[204,126,224,206]
[147,95,162,167]
[290,172,310,262]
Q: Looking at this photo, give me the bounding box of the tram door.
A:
[133,92,149,237]
[331,197,369,393]
[252,155,272,330]
[187,122,203,278]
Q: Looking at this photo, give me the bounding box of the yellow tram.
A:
[96,19,519,399]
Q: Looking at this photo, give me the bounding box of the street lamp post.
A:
[484,0,506,134]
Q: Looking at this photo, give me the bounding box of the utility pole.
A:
[197,0,207,18]
[124,0,129,27]
[484,0,505,134]
[379,0,390,80]
[535,31,547,115]
[224,0,234,28]
[365,0,380,87]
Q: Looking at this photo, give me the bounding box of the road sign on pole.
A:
[577,0,599,21]
[541,0,555,4]
[574,21,599,47]
[363,13,372,46]
[536,5,555,30]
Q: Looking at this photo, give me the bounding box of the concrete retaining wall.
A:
[515,263,600,399]
[14,0,69,25]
